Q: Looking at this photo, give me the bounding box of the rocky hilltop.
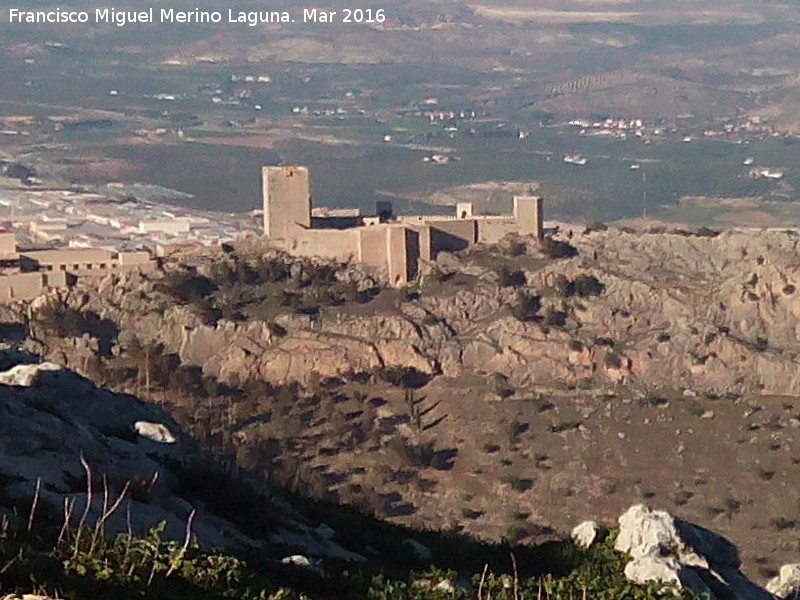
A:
[2,227,800,584]
[26,227,800,395]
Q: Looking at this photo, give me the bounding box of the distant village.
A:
[0,160,267,300]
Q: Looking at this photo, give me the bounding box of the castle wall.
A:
[19,248,155,276]
[0,273,44,301]
[44,271,68,288]
[477,219,520,244]
[405,227,421,283]
[119,251,153,266]
[386,225,410,286]
[285,222,359,261]
[358,225,391,275]
[311,216,363,230]
[263,166,311,239]
[456,202,473,219]
[404,224,431,262]
[427,219,477,254]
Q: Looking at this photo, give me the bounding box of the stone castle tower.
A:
[513,195,544,241]
[262,166,311,238]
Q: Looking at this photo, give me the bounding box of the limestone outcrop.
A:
[571,520,599,548]
[768,564,800,599]
[612,504,775,600]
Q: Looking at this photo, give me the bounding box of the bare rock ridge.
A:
[18,227,800,397]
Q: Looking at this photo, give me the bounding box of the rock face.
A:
[20,229,800,397]
[614,505,775,600]
[767,564,800,599]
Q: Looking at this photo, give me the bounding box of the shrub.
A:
[573,274,605,297]
[541,238,578,259]
[510,292,541,322]
[553,274,575,297]
[549,421,582,433]
[388,439,437,468]
[584,221,608,234]
[695,227,720,238]
[543,308,568,328]
[507,419,524,446]
[604,352,622,369]
[498,267,527,288]
[507,239,527,257]
[160,271,218,303]
[492,373,515,399]
[500,475,533,492]
[772,517,797,531]
[374,366,431,389]
[416,478,438,493]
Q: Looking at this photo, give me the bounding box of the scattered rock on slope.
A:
[0,358,363,561]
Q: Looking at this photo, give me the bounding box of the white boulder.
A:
[0,362,64,387]
[615,505,775,600]
[767,564,800,599]
[281,554,324,576]
[571,520,599,548]
[134,421,177,444]
[615,504,681,559]
[624,554,682,587]
[282,554,312,568]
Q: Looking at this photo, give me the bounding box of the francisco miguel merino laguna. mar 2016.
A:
[8,8,291,26]
[7,7,387,26]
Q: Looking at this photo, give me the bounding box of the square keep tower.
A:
[263,166,311,238]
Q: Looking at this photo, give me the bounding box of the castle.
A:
[262,166,544,286]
